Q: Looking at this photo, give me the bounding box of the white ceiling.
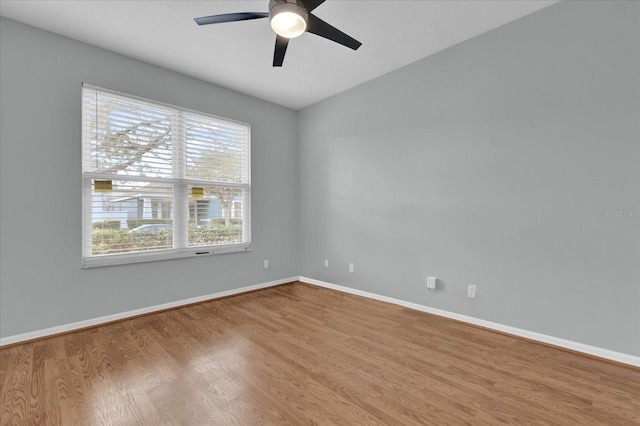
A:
[0,0,558,110]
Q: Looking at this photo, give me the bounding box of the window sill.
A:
[82,243,251,268]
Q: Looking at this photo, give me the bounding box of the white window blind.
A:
[82,84,251,267]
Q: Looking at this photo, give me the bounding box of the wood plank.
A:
[1,282,638,424]
[1,345,33,425]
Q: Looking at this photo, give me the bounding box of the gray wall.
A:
[0,17,299,338]
[297,1,640,356]
[2,1,638,358]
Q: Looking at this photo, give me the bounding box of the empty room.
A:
[0,0,638,424]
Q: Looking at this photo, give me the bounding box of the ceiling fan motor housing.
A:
[269,0,309,24]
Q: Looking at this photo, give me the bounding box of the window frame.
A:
[81,84,251,268]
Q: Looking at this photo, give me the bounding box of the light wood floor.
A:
[1,282,638,425]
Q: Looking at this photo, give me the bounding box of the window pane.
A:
[83,91,174,178]
[82,86,252,266]
[90,180,173,255]
[185,113,249,184]
[188,185,246,247]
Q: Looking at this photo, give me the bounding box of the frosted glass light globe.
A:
[271,11,307,38]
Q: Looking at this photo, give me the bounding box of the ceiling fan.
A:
[194,0,362,67]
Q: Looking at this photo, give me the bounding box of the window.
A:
[82,84,251,267]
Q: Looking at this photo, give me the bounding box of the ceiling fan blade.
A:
[194,12,268,26]
[300,0,326,12]
[273,35,289,67]
[306,14,362,50]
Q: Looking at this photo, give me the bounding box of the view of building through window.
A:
[82,85,251,265]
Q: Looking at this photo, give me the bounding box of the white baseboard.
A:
[0,277,298,347]
[298,276,640,368]
[4,275,638,367]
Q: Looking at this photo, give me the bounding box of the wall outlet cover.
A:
[427,277,437,290]
[467,285,476,298]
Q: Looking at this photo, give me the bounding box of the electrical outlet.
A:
[349,263,354,273]
[263,260,269,269]
[427,277,437,290]
[324,259,329,268]
[467,285,476,298]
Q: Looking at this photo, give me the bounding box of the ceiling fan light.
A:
[269,1,308,38]
[271,11,306,38]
